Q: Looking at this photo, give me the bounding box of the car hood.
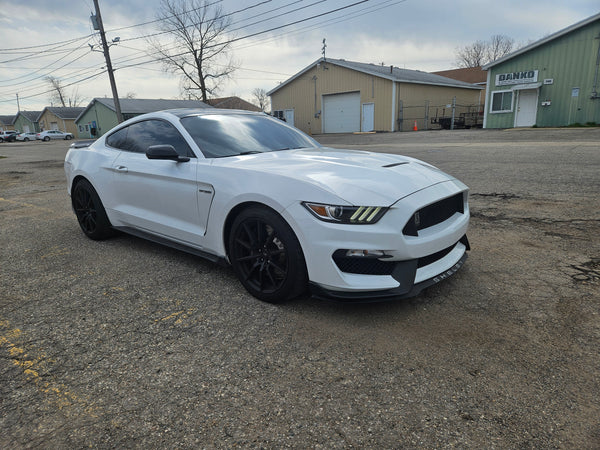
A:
[217,147,459,206]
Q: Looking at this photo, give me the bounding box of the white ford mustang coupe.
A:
[65,109,470,302]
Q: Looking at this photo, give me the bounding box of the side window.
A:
[125,120,194,157]
[106,126,129,150]
[490,91,513,113]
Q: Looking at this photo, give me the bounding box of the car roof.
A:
[159,108,266,119]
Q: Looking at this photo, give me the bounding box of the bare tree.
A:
[45,76,84,107]
[486,34,515,62]
[147,0,236,102]
[252,88,269,112]
[46,76,67,107]
[456,35,514,68]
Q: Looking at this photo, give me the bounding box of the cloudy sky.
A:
[0,0,598,115]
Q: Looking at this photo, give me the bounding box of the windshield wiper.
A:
[238,150,263,155]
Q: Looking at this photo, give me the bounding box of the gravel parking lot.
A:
[1,128,599,448]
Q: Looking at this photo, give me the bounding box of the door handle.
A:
[115,165,128,173]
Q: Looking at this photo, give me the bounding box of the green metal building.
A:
[483,13,600,128]
[12,111,42,133]
[75,98,212,139]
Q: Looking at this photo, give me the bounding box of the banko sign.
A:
[495,70,538,86]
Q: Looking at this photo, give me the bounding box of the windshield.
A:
[180,114,320,158]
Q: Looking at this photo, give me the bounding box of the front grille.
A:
[403,193,464,236]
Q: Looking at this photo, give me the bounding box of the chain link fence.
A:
[397,97,484,131]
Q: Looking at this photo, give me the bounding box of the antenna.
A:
[322,38,327,60]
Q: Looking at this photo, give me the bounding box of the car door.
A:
[107,119,213,246]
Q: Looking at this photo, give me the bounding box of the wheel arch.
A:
[223,201,278,259]
[71,174,90,194]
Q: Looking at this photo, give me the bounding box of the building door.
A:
[323,92,360,133]
[514,89,538,127]
[361,103,374,132]
[284,109,294,127]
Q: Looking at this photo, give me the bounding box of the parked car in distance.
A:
[37,130,74,141]
[0,131,18,142]
[65,109,470,303]
[16,132,38,142]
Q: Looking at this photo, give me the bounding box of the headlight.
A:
[302,202,387,224]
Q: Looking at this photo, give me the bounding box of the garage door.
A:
[323,92,360,133]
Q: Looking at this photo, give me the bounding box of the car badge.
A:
[414,211,421,228]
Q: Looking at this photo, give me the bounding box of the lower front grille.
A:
[332,239,463,275]
[332,250,396,275]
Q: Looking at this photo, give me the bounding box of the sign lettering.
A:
[495,70,538,86]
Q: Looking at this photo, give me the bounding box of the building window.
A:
[272,110,285,121]
[490,90,513,113]
[79,125,84,132]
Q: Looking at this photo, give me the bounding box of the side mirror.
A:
[146,145,190,162]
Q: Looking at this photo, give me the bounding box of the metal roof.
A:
[16,110,43,122]
[93,97,212,114]
[0,115,15,125]
[483,12,600,69]
[206,96,262,111]
[268,57,483,95]
[432,67,487,85]
[42,106,85,120]
[76,98,212,123]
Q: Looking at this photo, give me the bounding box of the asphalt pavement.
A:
[1,128,599,448]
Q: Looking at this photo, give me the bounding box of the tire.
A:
[65,135,72,140]
[43,136,50,141]
[24,137,29,142]
[71,179,114,240]
[229,206,307,303]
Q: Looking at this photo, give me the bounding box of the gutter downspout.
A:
[483,69,492,128]
[391,81,397,132]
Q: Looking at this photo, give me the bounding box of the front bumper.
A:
[283,181,470,300]
[309,239,468,302]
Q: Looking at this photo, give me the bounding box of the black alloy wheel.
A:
[229,207,307,303]
[72,179,114,240]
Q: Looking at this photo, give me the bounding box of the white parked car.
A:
[16,132,38,141]
[37,130,74,141]
[64,109,470,302]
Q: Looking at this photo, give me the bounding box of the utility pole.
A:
[16,93,20,112]
[92,0,123,123]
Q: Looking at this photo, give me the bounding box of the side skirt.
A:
[113,226,228,267]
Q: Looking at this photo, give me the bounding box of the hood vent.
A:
[382,162,409,168]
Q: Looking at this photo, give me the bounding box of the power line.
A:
[0,0,408,105]
[118,0,274,44]
[117,0,370,72]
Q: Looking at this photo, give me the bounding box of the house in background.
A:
[12,111,42,133]
[433,66,487,104]
[483,12,600,128]
[0,115,15,131]
[38,107,85,135]
[75,98,212,138]
[206,96,262,112]
[268,57,483,134]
